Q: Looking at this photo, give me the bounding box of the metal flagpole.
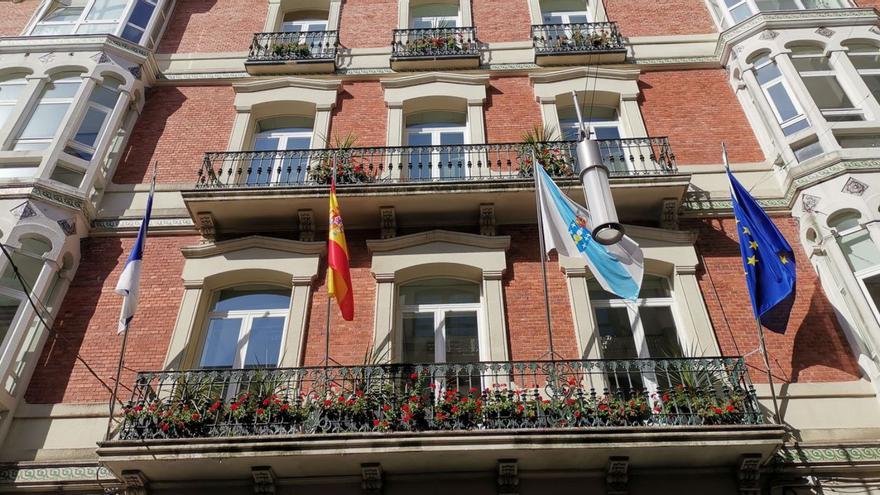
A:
[323,155,337,368]
[533,153,557,361]
[756,318,782,424]
[105,161,158,441]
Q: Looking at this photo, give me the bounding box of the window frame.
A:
[30,0,131,36]
[63,79,122,162]
[248,124,314,185]
[845,43,880,109]
[709,0,853,29]
[752,54,811,137]
[0,76,29,131]
[405,121,469,180]
[13,75,82,151]
[791,47,863,121]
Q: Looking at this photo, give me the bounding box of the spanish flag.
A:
[328,181,354,321]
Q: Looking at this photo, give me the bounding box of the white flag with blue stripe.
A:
[536,165,644,300]
[114,190,154,333]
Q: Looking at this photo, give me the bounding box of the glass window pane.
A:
[803,76,854,109]
[755,62,782,85]
[793,140,823,162]
[0,106,14,129]
[639,307,681,357]
[244,316,284,367]
[73,107,109,147]
[402,312,435,363]
[0,253,44,293]
[730,4,753,22]
[31,23,75,35]
[75,22,118,34]
[128,0,156,27]
[121,24,144,42]
[214,286,291,312]
[91,85,119,108]
[755,0,801,10]
[851,53,880,70]
[569,14,588,23]
[766,82,800,122]
[782,117,810,136]
[792,55,831,72]
[0,81,26,101]
[594,126,621,140]
[543,14,564,24]
[0,294,21,345]
[445,311,479,363]
[400,278,479,305]
[863,273,880,319]
[861,74,880,104]
[281,22,303,33]
[200,318,242,368]
[595,307,638,359]
[86,0,127,20]
[44,80,81,99]
[840,230,880,272]
[19,103,69,140]
[50,165,85,187]
[44,6,84,21]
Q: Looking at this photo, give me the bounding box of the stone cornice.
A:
[181,235,325,259]
[233,76,342,93]
[380,72,490,89]
[625,225,699,244]
[367,229,510,253]
[528,66,642,85]
[0,33,149,61]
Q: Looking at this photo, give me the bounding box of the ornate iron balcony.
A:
[116,357,763,440]
[196,138,677,188]
[247,31,338,62]
[391,26,479,59]
[531,22,626,56]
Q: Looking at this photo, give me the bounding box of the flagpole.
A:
[533,153,557,362]
[324,155,337,368]
[105,161,158,441]
[756,318,782,424]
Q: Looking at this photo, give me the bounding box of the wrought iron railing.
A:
[531,22,626,56]
[391,26,479,59]
[248,31,338,62]
[115,357,763,440]
[196,138,677,188]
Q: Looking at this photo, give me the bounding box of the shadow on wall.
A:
[789,289,861,383]
[114,87,187,184]
[25,238,125,405]
[156,0,220,54]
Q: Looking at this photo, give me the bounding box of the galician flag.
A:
[114,173,155,334]
[536,165,644,300]
[328,179,354,321]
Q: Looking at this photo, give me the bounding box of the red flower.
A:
[355,390,364,397]
[256,408,265,415]
[713,407,723,414]
[451,406,460,413]
[566,398,576,406]
[574,411,581,418]
[402,404,411,413]
[599,404,609,412]
[516,404,525,413]
[403,414,412,422]
[134,404,144,412]
[429,383,436,389]
[161,423,170,432]
[662,393,670,402]
[337,396,346,403]
[726,405,736,413]
[410,373,419,380]
[280,404,290,411]
[262,399,270,406]
[230,403,240,411]
[191,413,201,421]
[373,419,380,427]
[383,404,391,411]
[469,387,478,393]
[323,400,332,407]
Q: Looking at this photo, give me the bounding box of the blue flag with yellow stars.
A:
[728,168,796,333]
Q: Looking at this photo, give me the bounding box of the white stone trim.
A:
[368,230,510,363]
[164,236,325,370]
[264,0,343,32]
[397,0,473,29]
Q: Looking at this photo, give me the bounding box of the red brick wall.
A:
[0,0,40,36]
[607,0,715,37]
[25,235,197,404]
[113,85,235,184]
[854,0,880,9]
[485,76,543,144]
[472,0,532,43]
[157,0,267,54]
[328,81,388,147]
[685,216,861,384]
[639,70,765,165]
[338,0,398,49]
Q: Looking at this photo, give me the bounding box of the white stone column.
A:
[328,0,343,30]
[482,270,509,362]
[741,67,797,165]
[619,93,646,137]
[397,0,409,29]
[164,284,205,370]
[673,266,721,356]
[264,0,282,31]
[280,275,315,367]
[467,99,486,145]
[386,102,404,180]
[538,97,561,139]
[831,49,880,121]
[372,273,396,362]
[313,103,334,148]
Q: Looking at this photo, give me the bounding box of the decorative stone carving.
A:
[801,194,820,213]
[759,30,778,40]
[251,466,276,495]
[738,454,762,494]
[480,203,496,236]
[842,177,869,196]
[120,470,148,495]
[380,206,396,239]
[660,198,679,230]
[815,26,835,38]
[195,212,216,241]
[57,218,77,236]
[38,52,55,64]
[606,457,629,495]
[10,201,36,220]
[497,459,519,495]
[298,209,315,242]
[872,26,880,37]
[361,463,382,495]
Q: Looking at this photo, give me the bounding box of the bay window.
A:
[64,77,122,161]
[0,75,28,130]
[0,236,53,348]
[13,73,82,151]
[791,44,861,121]
[30,0,128,36]
[119,0,157,43]
[751,53,810,136]
[844,42,880,106]
[709,0,853,29]
[829,211,880,326]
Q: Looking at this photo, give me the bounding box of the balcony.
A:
[390,27,480,71]
[182,139,688,234]
[98,358,783,482]
[531,22,627,66]
[245,31,338,74]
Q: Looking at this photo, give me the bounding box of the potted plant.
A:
[518,124,575,177]
[311,132,375,185]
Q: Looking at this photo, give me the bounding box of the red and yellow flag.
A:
[328,182,354,321]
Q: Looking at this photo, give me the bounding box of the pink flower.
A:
[134,404,144,412]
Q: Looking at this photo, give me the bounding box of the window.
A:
[13,73,81,151]
[558,105,627,170]
[248,116,313,185]
[64,77,122,161]
[540,0,589,24]
[828,211,880,326]
[120,0,157,43]
[405,110,467,180]
[751,53,810,136]
[791,44,861,121]
[0,75,28,130]
[31,0,130,36]
[199,285,290,369]
[410,3,460,28]
[281,13,328,34]
[710,0,852,29]
[399,278,482,366]
[844,42,880,107]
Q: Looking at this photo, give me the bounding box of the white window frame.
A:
[120,0,158,44]
[832,220,880,327]
[13,76,82,151]
[558,110,622,141]
[710,0,853,29]
[541,9,590,25]
[281,19,329,33]
[846,44,880,107]
[64,81,121,162]
[752,55,811,137]
[250,126,313,185]
[405,122,468,179]
[0,76,28,130]
[791,48,863,121]
[30,0,131,36]
[199,292,290,370]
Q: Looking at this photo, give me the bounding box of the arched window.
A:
[398,278,481,364]
[0,74,28,130]
[13,73,82,151]
[789,43,860,121]
[749,52,810,136]
[199,285,291,369]
[64,76,123,161]
[828,211,880,324]
[0,236,53,346]
[405,110,467,180]
[248,116,314,185]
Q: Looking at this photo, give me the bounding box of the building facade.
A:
[1,0,880,492]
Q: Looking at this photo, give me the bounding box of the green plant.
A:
[272,42,311,58]
[311,132,375,184]
[518,124,574,177]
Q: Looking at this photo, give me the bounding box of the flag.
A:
[328,180,354,321]
[726,157,796,333]
[114,182,154,333]
[536,165,644,300]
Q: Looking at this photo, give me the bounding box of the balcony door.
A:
[280,16,329,46]
[558,105,628,171]
[405,110,467,181]
[249,116,313,185]
[410,3,460,28]
[539,0,590,41]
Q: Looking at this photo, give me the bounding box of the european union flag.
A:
[728,168,796,333]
